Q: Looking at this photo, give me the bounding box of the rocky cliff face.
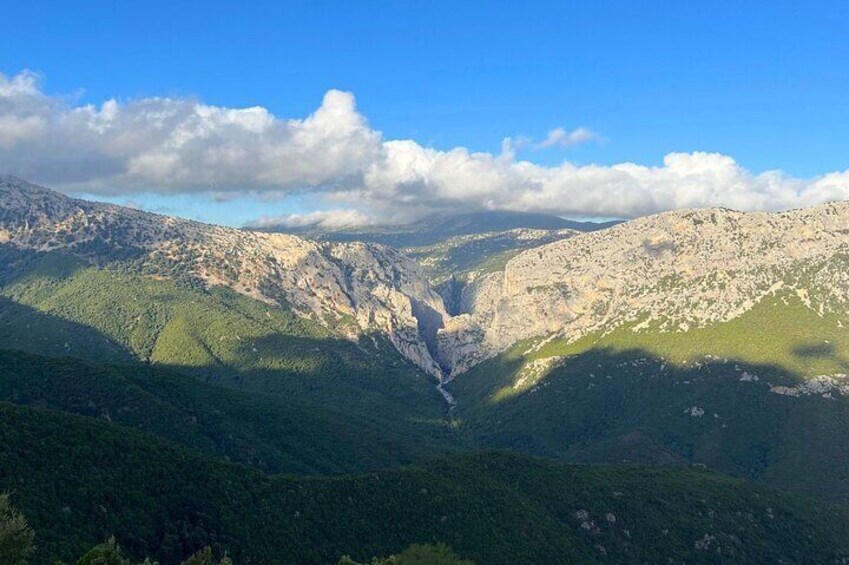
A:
[0,176,448,378]
[437,204,849,375]
[5,175,849,383]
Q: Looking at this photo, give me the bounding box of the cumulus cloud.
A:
[250,209,374,229]
[0,71,379,192]
[2,69,849,224]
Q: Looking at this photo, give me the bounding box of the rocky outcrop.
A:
[6,175,849,383]
[437,204,849,375]
[0,176,448,378]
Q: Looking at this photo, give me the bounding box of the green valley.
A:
[5,178,849,562]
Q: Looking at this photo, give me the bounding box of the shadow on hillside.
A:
[0,297,133,364]
[453,345,849,505]
[0,347,454,478]
[153,330,457,442]
[792,341,849,372]
[0,282,454,447]
[0,297,460,476]
[0,244,90,286]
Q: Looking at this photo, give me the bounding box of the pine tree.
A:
[337,543,473,565]
[77,536,130,565]
[0,493,35,565]
[181,546,232,565]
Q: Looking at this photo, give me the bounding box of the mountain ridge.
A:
[439,200,849,374]
[5,175,849,385]
[0,175,450,379]
[259,209,619,248]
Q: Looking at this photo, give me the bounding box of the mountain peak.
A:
[0,174,56,188]
[0,175,74,203]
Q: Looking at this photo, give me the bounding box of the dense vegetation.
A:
[6,192,849,562]
[451,293,849,503]
[0,247,449,440]
[0,493,34,565]
[2,401,847,564]
[0,349,451,475]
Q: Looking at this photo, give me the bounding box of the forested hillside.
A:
[3,402,847,564]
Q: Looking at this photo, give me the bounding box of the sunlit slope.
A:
[451,292,849,503]
[437,205,849,375]
[0,176,451,378]
[403,228,578,284]
[3,402,847,565]
[0,248,447,430]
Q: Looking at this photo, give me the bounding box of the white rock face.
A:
[5,176,849,383]
[437,204,849,375]
[0,176,448,378]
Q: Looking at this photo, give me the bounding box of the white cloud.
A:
[2,69,849,223]
[250,209,374,229]
[0,72,379,191]
[536,126,599,148]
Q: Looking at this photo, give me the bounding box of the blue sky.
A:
[2,1,849,226]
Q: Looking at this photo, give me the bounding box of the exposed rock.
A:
[769,374,849,397]
[0,176,448,378]
[6,175,849,387]
[438,204,849,375]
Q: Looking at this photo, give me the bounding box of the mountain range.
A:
[261,209,618,247]
[3,175,849,562]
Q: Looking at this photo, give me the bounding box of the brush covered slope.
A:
[0,175,448,378]
[449,284,849,504]
[3,401,848,565]
[442,204,849,504]
[0,349,449,475]
[0,246,450,435]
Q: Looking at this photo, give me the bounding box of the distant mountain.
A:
[267,209,619,247]
[266,209,618,290]
[405,228,579,287]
